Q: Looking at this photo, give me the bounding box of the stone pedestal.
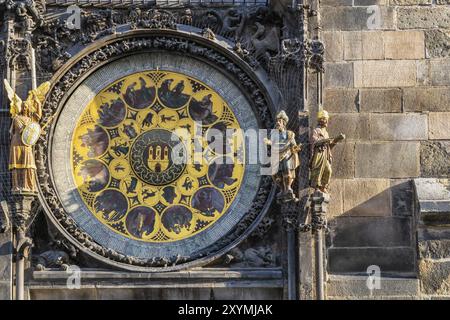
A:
[311,191,330,231]
[11,195,35,233]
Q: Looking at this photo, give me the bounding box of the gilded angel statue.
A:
[4,79,51,194]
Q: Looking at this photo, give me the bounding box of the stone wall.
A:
[321,2,450,286]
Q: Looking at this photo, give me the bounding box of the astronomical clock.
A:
[36,32,278,271]
[0,0,314,301]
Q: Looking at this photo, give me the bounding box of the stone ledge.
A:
[328,295,420,300]
[32,268,283,280]
[327,274,419,297]
[28,286,283,300]
[420,202,450,226]
[29,268,284,289]
[328,247,416,273]
[330,217,412,247]
[414,179,450,226]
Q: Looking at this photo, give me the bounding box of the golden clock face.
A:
[71,71,245,243]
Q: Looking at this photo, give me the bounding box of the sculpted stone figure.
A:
[309,110,345,193]
[265,111,302,202]
[4,79,51,194]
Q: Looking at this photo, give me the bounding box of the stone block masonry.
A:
[320,2,450,298]
[369,114,428,141]
[340,31,425,61]
[355,142,420,178]
[341,179,391,217]
[321,6,396,31]
[429,113,450,140]
[404,87,450,112]
[397,7,450,30]
[324,89,359,112]
[430,59,450,86]
[420,141,450,177]
[354,60,417,87]
[360,89,402,113]
[343,31,384,60]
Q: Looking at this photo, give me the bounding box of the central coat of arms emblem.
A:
[146,144,170,172]
[130,129,186,186]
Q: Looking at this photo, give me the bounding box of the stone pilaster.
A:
[281,199,300,300]
[0,202,12,300]
[0,4,13,300]
[310,190,329,300]
[11,195,35,300]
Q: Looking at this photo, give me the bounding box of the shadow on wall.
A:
[326,180,417,275]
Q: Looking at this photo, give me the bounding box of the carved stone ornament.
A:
[35,30,276,271]
[306,38,324,72]
[310,191,330,231]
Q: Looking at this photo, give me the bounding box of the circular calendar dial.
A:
[71,71,245,243]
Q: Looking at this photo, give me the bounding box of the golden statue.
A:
[4,79,51,194]
[309,110,345,193]
[265,111,302,202]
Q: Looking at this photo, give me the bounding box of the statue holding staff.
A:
[264,111,302,202]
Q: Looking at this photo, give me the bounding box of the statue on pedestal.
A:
[4,79,51,195]
[264,111,302,203]
[309,110,345,193]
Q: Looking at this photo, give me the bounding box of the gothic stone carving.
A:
[310,191,330,231]
[0,204,10,233]
[224,246,276,267]
[5,0,45,33]
[30,4,296,75]
[33,250,70,271]
[306,38,324,72]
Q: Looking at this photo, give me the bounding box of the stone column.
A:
[0,8,14,301]
[281,200,300,300]
[11,195,35,300]
[0,201,13,300]
[310,190,329,300]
